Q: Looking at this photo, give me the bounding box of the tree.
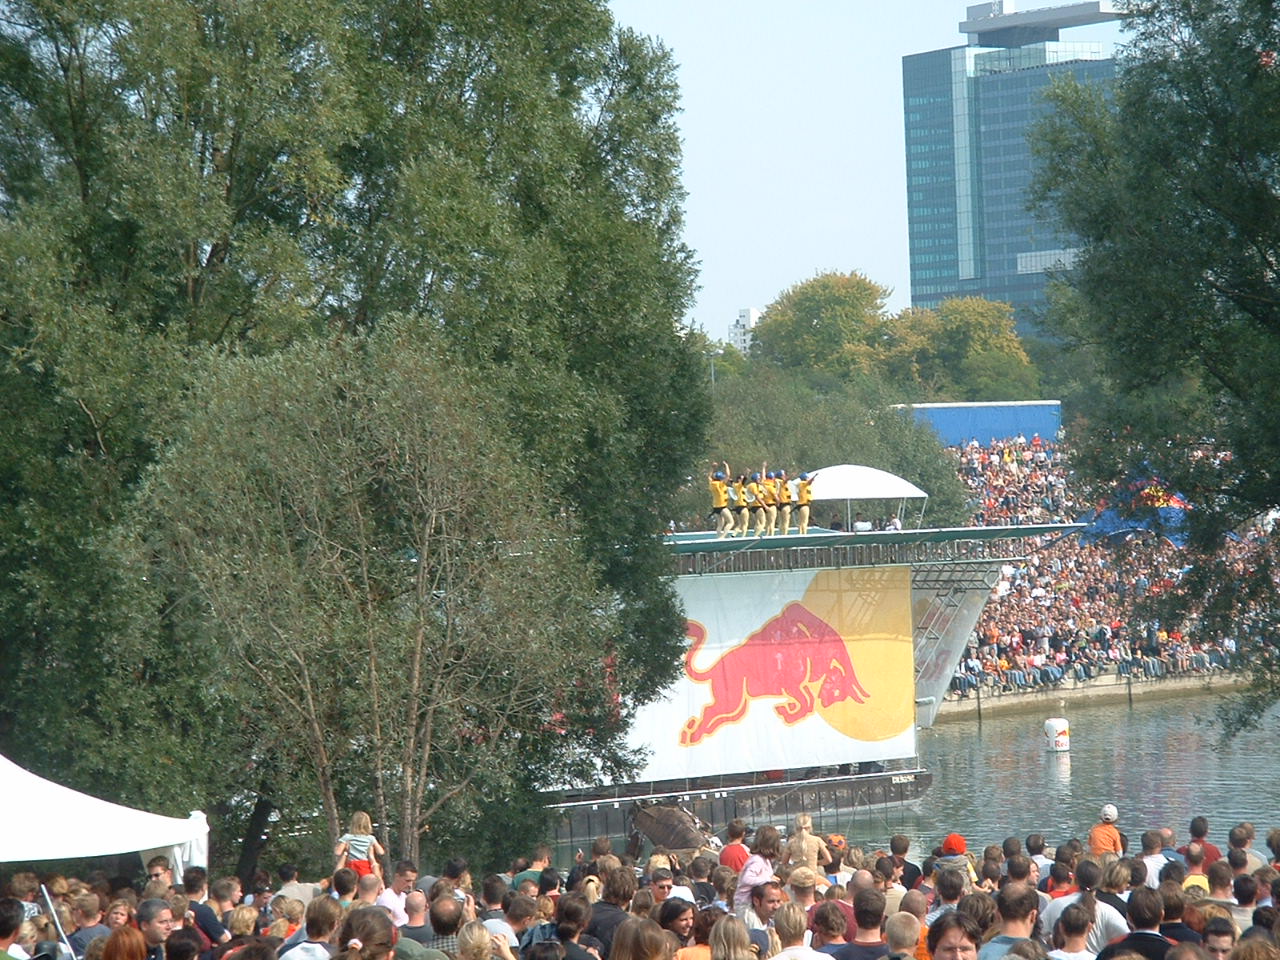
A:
[1031,0,1280,532]
[879,298,1040,401]
[0,0,704,867]
[1029,0,1280,727]
[750,271,890,377]
[132,324,634,864]
[0,0,344,849]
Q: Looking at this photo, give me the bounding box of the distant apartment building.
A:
[729,307,759,354]
[902,1,1122,330]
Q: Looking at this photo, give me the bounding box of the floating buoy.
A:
[1044,717,1070,752]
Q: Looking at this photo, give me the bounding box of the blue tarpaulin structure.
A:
[897,400,1061,447]
[1076,505,1190,547]
[1076,475,1192,547]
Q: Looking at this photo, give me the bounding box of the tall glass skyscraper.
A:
[903,2,1121,331]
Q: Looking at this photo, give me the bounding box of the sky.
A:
[607,0,1125,341]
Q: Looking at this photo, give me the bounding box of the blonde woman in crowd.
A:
[459,920,516,960]
[782,814,831,874]
[709,915,759,960]
[612,918,674,960]
[228,905,259,937]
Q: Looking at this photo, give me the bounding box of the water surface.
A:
[824,689,1279,856]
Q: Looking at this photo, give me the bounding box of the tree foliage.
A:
[1029,0,1280,728]
[879,299,1040,401]
[133,325,632,864]
[750,272,890,377]
[1031,0,1280,533]
[749,272,1039,400]
[0,0,705,869]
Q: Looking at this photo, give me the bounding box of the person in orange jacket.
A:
[1089,803,1123,856]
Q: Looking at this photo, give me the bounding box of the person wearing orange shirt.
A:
[1089,804,1123,857]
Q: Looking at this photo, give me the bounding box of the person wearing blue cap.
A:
[796,471,819,534]
[760,465,779,536]
[708,462,733,538]
[776,469,793,535]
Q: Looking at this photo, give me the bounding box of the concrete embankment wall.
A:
[932,671,1245,723]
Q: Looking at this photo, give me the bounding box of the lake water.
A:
[824,689,1280,856]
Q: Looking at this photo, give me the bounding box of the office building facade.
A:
[729,307,759,354]
[903,2,1121,330]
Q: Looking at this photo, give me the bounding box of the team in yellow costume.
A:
[707,464,821,536]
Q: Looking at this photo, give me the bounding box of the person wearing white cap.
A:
[1089,804,1123,856]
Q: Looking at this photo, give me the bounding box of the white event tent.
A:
[806,463,929,529]
[0,754,208,869]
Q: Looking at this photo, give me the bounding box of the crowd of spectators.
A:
[946,435,1246,699]
[7,814,1280,960]
[954,433,1076,529]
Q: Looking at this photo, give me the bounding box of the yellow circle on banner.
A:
[800,567,915,742]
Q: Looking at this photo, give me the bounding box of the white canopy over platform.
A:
[0,754,208,868]
[806,464,929,530]
[808,464,928,502]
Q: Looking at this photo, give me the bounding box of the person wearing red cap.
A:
[935,835,978,887]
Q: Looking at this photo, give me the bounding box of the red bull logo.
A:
[680,602,869,746]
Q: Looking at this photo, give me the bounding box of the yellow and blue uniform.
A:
[761,473,779,536]
[709,474,732,537]
[733,478,750,537]
[777,472,793,535]
[747,475,767,537]
[796,473,817,534]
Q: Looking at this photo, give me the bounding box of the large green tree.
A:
[750,271,890,378]
[1030,0,1280,724]
[132,325,632,865]
[0,0,704,867]
[0,0,349,848]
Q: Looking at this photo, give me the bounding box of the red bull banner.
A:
[624,566,916,783]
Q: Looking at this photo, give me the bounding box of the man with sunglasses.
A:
[145,857,174,892]
[649,868,675,903]
[649,867,696,906]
